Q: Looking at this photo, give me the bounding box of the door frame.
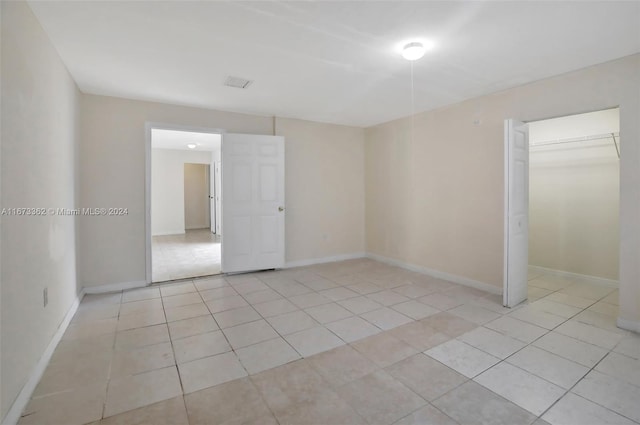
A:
[144,122,225,284]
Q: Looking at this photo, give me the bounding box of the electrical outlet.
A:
[43,287,48,307]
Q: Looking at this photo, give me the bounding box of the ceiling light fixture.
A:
[402,42,426,61]
[187,143,197,149]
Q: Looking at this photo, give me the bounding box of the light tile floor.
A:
[19,259,640,425]
[152,229,221,282]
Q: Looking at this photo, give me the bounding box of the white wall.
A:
[151,149,210,236]
[275,118,366,263]
[529,109,620,280]
[184,163,209,230]
[365,54,640,328]
[1,2,81,420]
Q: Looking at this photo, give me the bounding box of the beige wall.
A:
[365,54,640,326]
[1,2,81,419]
[184,163,209,230]
[365,99,505,287]
[79,95,273,287]
[275,118,366,263]
[80,99,366,286]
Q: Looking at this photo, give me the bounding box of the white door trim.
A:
[144,122,225,284]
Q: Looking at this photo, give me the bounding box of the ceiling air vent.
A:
[224,76,253,89]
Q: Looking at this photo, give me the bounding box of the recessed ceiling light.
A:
[187,143,197,149]
[402,42,426,61]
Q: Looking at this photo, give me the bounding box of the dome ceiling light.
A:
[402,42,426,61]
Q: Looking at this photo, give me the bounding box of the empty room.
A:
[1,2,640,425]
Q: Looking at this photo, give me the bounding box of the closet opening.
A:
[527,108,620,309]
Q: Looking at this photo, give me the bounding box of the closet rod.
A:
[530,132,620,148]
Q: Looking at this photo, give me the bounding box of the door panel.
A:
[259,215,279,253]
[259,164,278,201]
[232,163,252,202]
[504,119,529,307]
[229,216,251,255]
[222,133,285,273]
[214,161,218,233]
[215,162,222,235]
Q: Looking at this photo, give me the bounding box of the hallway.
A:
[152,229,221,282]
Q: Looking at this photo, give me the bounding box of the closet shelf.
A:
[530,132,620,158]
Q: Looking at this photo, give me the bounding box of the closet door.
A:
[504,119,529,308]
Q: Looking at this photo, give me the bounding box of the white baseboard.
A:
[366,253,502,296]
[2,290,85,425]
[151,231,185,237]
[617,317,640,334]
[83,280,147,294]
[285,252,366,269]
[528,265,619,288]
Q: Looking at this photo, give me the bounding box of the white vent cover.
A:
[224,76,252,89]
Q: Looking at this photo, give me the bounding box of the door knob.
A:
[278,206,285,212]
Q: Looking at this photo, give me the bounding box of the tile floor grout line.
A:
[533,347,636,423]
[231,276,341,361]
[99,289,123,421]
[198,277,302,375]
[158,288,187,400]
[459,287,627,422]
[240,310,305,363]
[393,392,464,425]
[244,374,284,425]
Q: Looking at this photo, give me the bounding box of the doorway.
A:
[148,127,222,282]
[504,108,620,307]
[528,108,620,297]
[145,126,286,284]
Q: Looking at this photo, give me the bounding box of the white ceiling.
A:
[29,1,640,128]
[151,129,221,152]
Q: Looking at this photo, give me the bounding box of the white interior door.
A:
[209,163,215,233]
[504,119,529,307]
[215,161,221,235]
[221,134,285,273]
